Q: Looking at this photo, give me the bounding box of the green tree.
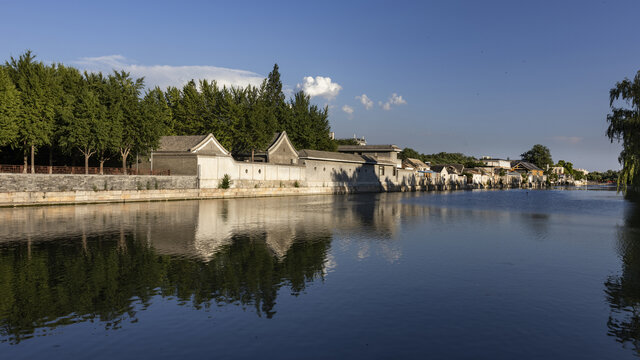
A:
[520,144,553,171]
[261,64,287,133]
[0,66,20,151]
[85,72,122,174]
[6,51,59,173]
[399,147,421,161]
[58,88,107,174]
[606,70,640,193]
[109,71,145,174]
[139,87,171,155]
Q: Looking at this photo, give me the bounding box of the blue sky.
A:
[2,0,638,171]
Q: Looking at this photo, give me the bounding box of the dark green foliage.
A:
[398,147,421,161]
[219,174,231,189]
[587,170,619,183]
[0,66,20,149]
[606,70,640,192]
[0,53,336,169]
[520,144,553,171]
[333,138,359,146]
[399,147,482,167]
[5,51,59,168]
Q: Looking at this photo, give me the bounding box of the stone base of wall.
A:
[0,185,391,207]
[0,174,197,192]
[0,175,545,207]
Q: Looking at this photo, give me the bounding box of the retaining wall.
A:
[0,174,198,192]
[0,185,389,207]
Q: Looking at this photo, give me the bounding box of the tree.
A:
[65,90,105,173]
[520,144,553,171]
[6,51,59,173]
[607,70,640,192]
[0,66,20,151]
[109,71,145,174]
[85,72,122,174]
[139,87,171,157]
[399,148,421,161]
[262,64,287,133]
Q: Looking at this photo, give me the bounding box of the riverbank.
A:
[0,173,535,207]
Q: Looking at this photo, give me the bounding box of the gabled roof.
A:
[267,131,298,156]
[512,161,543,171]
[158,135,209,152]
[430,165,448,173]
[156,134,230,156]
[445,164,464,174]
[403,158,429,169]
[337,145,402,153]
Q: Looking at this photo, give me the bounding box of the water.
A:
[0,189,638,359]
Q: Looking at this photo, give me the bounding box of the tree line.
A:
[0,51,335,174]
[399,148,484,168]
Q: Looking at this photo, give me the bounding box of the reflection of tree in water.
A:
[605,202,640,354]
[0,231,331,344]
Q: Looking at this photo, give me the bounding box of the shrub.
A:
[294,181,300,188]
[218,174,231,189]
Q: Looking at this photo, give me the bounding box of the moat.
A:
[1,189,638,359]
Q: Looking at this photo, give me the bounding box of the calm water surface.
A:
[1,189,639,359]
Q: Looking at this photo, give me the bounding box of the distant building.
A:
[511,161,544,177]
[402,158,430,172]
[481,157,511,169]
[337,144,403,168]
[574,168,589,175]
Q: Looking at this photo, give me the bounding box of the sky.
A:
[1,0,638,171]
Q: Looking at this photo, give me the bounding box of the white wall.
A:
[197,155,305,188]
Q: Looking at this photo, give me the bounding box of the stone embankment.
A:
[0,174,539,207]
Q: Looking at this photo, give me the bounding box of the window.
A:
[379,166,385,176]
[245,169,248,174]
[258,169,261,174]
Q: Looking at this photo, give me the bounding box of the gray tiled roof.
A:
[337,145,401,153]
[299,149,396,165]
[403,158,429,168]
[512,161,543,171]
[157,135,208,152]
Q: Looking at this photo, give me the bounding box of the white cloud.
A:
[380,93,407,110]
[342,105,354,114]
[297,76,342,100]
[356,94,373,110]
[73,55,265,89]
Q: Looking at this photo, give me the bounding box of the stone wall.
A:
[0,185,387,207]
[0,174,197,192]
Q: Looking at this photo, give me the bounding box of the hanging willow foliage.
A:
[607,70,640,194]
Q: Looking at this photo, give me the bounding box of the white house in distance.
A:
[480,156,511,169]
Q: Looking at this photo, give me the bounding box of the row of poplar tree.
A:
[0,51,335,174]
